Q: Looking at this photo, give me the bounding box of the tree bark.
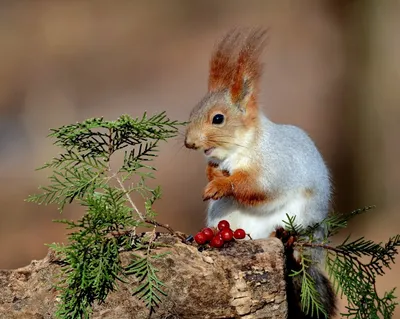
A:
[0,236,287,319]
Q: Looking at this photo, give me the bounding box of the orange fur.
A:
[203,175,233,201]
[208,28,268,97]
[269,230,277,238]
[203,169,271,206]
[230,28,268,104]
[230,48,246,103]
[242,94,259,127]
[206,162,229,182]
[208,30,239,92]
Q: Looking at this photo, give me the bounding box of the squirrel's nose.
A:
[184,138,198,150]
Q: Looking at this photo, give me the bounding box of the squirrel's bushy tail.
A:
[287,263,337,319]
[275,227,337,318]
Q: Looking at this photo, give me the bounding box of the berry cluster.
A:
[194,220,246,248]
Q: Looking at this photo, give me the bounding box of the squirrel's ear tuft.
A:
[208,29,241,93]
[229,28,268,107]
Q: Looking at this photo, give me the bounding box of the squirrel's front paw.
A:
[203,178,233,201]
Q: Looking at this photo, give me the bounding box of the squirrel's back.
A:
[257,115,331,201]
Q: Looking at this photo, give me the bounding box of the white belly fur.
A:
[207,189,319,239]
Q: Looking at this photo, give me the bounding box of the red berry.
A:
[210,235,224,248]
[201,228,214,241]
[194,232,207,245]
[217,220,230,231]
[220,228,234,242]
[215,232,223,240]
[234,229,246,239]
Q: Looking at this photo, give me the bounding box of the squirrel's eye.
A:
[212,114,224,125]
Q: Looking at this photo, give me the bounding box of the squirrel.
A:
[184,28,337,319]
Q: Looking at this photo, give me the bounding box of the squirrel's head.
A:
[185,28,268,161]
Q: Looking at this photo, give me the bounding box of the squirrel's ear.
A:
[229,28,267,110]
[208,29,240,93]
[230,78,255,111]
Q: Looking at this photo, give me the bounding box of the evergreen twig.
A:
[283,209,400,319]
[27,112,185,318]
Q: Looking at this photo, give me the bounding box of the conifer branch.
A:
[290,253,328,318]
[283,209,400,319]
[27,112,185,318]
[116,174,145,222]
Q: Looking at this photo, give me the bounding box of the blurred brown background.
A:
[0,0,399,317]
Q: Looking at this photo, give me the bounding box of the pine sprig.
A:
[51,238,123,319]
[297,206,376,239]
[28,167,102,211]
[28,112,185,318]
[284,208,400,319]
[290,253,328,318]
[39,150,108,171]
[49,112,182,155]
[126,253,168,311]
[283,214,305,235]
[324,206,375,237]
[327,234,400,319]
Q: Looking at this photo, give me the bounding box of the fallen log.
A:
[0,236,287,319]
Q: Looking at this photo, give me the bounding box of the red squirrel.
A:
[184,28,336,318]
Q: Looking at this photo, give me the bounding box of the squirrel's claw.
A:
[203,178,232,201]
